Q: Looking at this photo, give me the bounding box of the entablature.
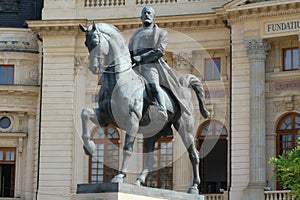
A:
[0,85,39,96]
[217,0,300,22]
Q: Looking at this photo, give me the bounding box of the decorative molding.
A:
[222,1,300,22]
[273,98,298,114]
[74,55,89,74]
[30,25,80,37]
[28,70,39,82]
[269,77,300,94]
[0,41,38,54]
[244,38,271,60]
[172,52,193,71]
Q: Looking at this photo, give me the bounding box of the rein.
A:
[91,30,134,74]
[101,63,133,74]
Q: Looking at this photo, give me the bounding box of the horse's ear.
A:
[92,21,97,31]
[79,24,87,32]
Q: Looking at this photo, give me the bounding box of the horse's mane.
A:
[91,23,127,50]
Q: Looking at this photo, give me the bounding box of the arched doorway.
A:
[196,120,228,194]
[89,125,120,183]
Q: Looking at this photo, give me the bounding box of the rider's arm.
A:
[139,30,168,64]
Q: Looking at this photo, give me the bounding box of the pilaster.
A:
[243,38,270,200]
[24,113,36,200]
[35,25,79,200]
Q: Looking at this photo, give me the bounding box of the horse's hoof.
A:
[83,145,92,155]
[83,141,96,155]
[111,174,125,183]
[187,186,199,194]
[133,179,141,186]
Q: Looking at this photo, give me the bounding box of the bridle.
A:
[92,55,133,74]
[89,29,133,74]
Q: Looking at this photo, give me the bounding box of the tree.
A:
[269,140,300,199]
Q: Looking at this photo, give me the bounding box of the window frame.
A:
[282,47,299,71]
[88,125,120,183]
[204,58,221,81]
[0,65,14,85]
[276,112,300,157]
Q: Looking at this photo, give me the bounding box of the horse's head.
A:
[80,23,131,75]
[79,22,110,74]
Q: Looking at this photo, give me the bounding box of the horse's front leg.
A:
[111,105,141,183]
[81,108,99,155]
[134,135,158,186]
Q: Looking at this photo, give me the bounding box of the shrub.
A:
[269,140,300,199]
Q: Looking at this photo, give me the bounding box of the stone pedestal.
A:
[73,183,204,200]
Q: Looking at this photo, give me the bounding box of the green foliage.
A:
[269,140,300,199]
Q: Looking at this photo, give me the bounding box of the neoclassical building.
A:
[0,0,300,199]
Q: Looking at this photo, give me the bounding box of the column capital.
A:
[244,38,271,60]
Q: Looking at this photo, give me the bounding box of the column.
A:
[244,38,270,199]
[24,113,36,199]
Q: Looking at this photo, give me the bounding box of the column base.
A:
[244,182,265,200]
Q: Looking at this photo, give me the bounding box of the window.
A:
[0,148,16,198]
[145,137,173,190]
[0,0,19,13]
[89,125,119,183]
[204,58,221,81]
[276,113,300,156]
[198,120,227,138]
[0,65,14,85]
[283,48,299,71]
[0,117,11,130]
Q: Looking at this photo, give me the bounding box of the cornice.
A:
[218,1,300,22]
[94,14,226,31]
[27,20,86,37]
[28,14,226,37]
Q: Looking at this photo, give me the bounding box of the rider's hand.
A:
[133,56,142,64]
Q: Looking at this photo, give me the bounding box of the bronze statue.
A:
[79,7,209,194]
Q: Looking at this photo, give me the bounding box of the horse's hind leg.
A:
[81,108,98,155]
[175,115,200,194]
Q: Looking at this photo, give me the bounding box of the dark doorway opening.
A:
[0,164,15,197]
[199,139,227,194]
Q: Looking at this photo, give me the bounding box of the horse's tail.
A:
[179,74,209,119]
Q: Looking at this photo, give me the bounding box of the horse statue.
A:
[79,22,209,194]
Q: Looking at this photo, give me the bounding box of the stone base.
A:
[73,183,204,200]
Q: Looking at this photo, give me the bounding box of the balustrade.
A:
[84,0,125,7]
[264,190,293,200]
[136,0,177,4]
[204,194,225,200]
[84,0,179,7]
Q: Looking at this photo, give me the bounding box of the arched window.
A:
[89,125,120,183]
[198,120,227,139]
[145,136,173,190]
[276,112,300,156]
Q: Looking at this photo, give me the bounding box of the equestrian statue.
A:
[79,7,209,194]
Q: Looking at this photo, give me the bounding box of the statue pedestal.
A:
[72,183,204,200]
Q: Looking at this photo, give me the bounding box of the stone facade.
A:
[1,0,300,199]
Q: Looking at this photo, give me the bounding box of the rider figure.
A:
[129,6,190,119]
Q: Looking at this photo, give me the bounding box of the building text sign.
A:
[265,19,300,35]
